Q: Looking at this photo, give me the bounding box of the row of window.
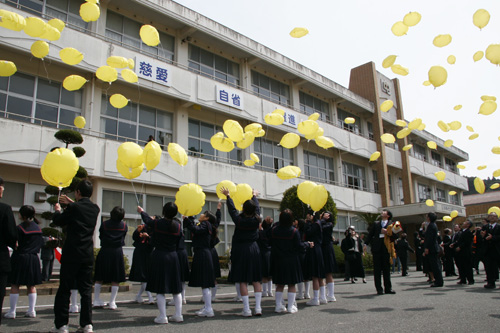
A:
[417,184,459,205]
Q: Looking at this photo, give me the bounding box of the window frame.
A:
[299,91,330,122]
[303,150,335,184]
[342,161,366,190]
[254,137,294,173]
[337,108,361,135]
[251,71,290,107]
[188,44,240,87]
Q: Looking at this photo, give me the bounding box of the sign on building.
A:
[282,109,298,129]
[135,56,172,87]
[216,84,244,110]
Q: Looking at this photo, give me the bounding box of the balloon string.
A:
[130,180,140,206]
[57,187,62,205]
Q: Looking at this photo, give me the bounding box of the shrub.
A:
[73,146,86,158]
[54,129,83,147]
[76,166,88,178]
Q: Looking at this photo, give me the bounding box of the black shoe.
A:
[385,290,396,294]
[468,282,475,285]
[354,278,358,281]
[457,281,466,285]
[484,284,495,289]
[351,279,356,284]
[430,284,443,288]
[344,278,350,281]
[377,290,384,295]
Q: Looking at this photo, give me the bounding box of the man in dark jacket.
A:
[482,212,500,289]
[51,180,100,333]
[424,212,443,287]
[395,233,414,276]
[0,177,18,326]
[455,220,474,285]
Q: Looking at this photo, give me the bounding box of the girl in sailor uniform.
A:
[129,223,155,304]
[258,217,273,297]
[320,211,338,302]
[303,211,326,306]
[210,202,223,301]
[5,205,43,319]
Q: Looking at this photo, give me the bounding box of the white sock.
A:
[147,291,154,303]
[173,293,182,317]
[94,283,102,302]
[242,295,250,312]
[70,289,78,307]
[156,294,166,318]
[327,282,335,297]
[262,282,268,294]
[275,291,283,309]
[254,291,262,311]
[304,281,311,296]
[28,293,37,313]
[235,283,241,298]
[313,289,319,301]
[211,285,218,300]
[9,293,18,314]
[320,286,326,300]
[287,292,296,312]
[268,281,273,293]
[297,282,303,296]
[137,283,146,299]
[202,288,212,311]
[181,282,186,301]
[110,286,119,305]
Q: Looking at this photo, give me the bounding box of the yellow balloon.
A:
[474,177,485,194]
[140,25,160,46]
[490,184,500,190]
[426,199,434,207]
[473,9,490,29]
[298,181,316,205]
[48,18,65,32]
[423,80,431,86]
[63,75,87,91]
[244,123,262,135]
[381,133,395,144]
[469,133,479,140]
[279,133,300,149]
[289,27,309,38]
[244,160,256,167]
[437,120,450,132]
[402,144,413,151]
[391,64,409,76]
[40,25,60,41]
[494,169,500,178]
[473,51,484,62]
[0,61,17,77]
[236,132,255,149]
[232,198,243,211]
[96,66,118,83]
[449,191,457,196]
[40,148,79,188]
[450,210,458,218]
[0,9,26,31]
[485,44,500,65]
[143,140,162,171]
[488,206,500,215]
[477,165,487,170]
[447,55,456,65]
[223,120,244,142]
[60,48,84,66]
[117,142,144,169]
[168,143,188,166]
[370,151,381,162]
[24,17,47,37]
[444,139,453,147]
[433,34,452,47]
[492,146,500,155]
[255,129,266,137]
[298,120,319,136]
[382,55,397,68]
[277,166,302,180]
[408,118,422,130]
[453,105,462,110]
[466,125,474,132]
[211,132,235,152]
[235,183,253,204]
[457,164,466,169]
[443,216,452,222]
[380,100,394,112]
[31,40,49,59]
[309,185,328,211]
[434,171,446,181]
[107,56,129,69]
[264,113,284,126]
[427,141,437,150]
[79,2,100,22]
[250,153,260,163]
[315,136,334,149]
[403,12,421,26]
[417,123,426,131]
[481,95,496,102]
[116,159,143,180]
[391,21,408,36]
[175,183,206,216]
[216,180,237,200]
[448,121,461,131]
[397,128,412,139]
[273,109,285,116]
[308,113,320,121]
[344,117,355,124]
[110,94,128,109]
[395,120,407,127]
[478,100,497,115]
[305,127,324,141]
[74,116,86,129]
[428,66,447,87]
[121,69,138,83]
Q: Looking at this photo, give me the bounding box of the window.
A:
[436,188,446,202]
[251,71,290,107]
[0,181,25,208]
[100,95,173,148]
[261,207,280,223]
[431,151,442,167]
[388,175,393,200]
[367,122,374,140]
[413,144,427,162]
[337,108,361,135]
[372,169,379,193]
[303,151,334,184]
[418,183,431,202]
[449,192,459,205]
[334,215,348,231]
[342,162,366,190]
[299,91,329,121]
[188,45,240,87]
[0,73,82,128]
[254,137,294,173]
[105,10,175,61]
[188,119,242,165]
[445,157,457,173]
[398,177,404,204]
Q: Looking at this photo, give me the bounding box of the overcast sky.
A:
[175,0,500,180]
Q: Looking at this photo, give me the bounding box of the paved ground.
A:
[1,268,499,333]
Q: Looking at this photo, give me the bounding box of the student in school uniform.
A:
[210,202,223,301]
[320,211,338,302]
[93,207,128,310]
[4,205,43,319]
[169,216,190,306]
[296,219,310,300]
[258,216,273,297]
[220,187,263,317]
[303,211,326,306]
[184,211,216,317]
[137,203,183,324]
[269,209,313,314]
[129,223,155,304]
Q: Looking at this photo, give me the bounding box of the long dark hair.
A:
[19,205,40,225]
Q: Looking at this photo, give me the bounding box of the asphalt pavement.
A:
[1,268,499,333]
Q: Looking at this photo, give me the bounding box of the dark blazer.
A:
[52,197,100,264]
[456,228,473,258]
[424,222,439,254]
[483,223,500,255]
[0,202,17,273]
[366,220,395,253]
